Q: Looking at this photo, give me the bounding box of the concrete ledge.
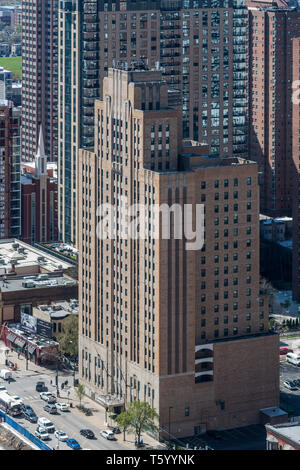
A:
[0,423,38,450]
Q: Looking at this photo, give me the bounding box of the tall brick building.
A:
[0,101,21,239]
[58,0,249,245]
[21,0,58,161]
[248,1,300,216]
[292,37,300,301]
[21,127,58,244]
[77,67,279,437]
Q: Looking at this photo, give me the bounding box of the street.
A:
[0,371,126,450]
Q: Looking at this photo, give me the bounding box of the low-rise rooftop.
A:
[0,239,73,275]
[6,323,59,350]
[266,422,300,448]
[0,273,76,293]
[35,299,79,320]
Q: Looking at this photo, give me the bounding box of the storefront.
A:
[3,325,59,366]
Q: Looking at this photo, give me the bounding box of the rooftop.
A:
[266,422,300,447]
[6,324,59,350]
[35,299,79,320]
[0,274,77,293]
[260,407,287,418]
[0,239,73,274]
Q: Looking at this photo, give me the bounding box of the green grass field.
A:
[0,56,22,79]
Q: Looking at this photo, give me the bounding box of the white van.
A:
[0,369,12,380]
[37,417,55,433]
[286,353,300,366]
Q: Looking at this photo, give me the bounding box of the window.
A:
[185,407,190,417]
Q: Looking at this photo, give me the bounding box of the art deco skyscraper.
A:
[58,0,248,245]
[78,66,279,437]
[21,0,58,162]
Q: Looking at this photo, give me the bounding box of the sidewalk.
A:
[0,341,165,451]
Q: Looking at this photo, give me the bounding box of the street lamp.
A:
[168,406,173,441]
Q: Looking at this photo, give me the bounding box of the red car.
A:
[280,347,293,355]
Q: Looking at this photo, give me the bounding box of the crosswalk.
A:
[21,395,40,401]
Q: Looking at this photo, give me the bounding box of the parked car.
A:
[54,430,68,442]
[35,428,50,441]
[293,379,300,389]
[112,427,121,434]
[44,404,58,415]
[280,347,293,355]
[55,402,69,412]
[36,381,47,392]
[23,405,38,423]
[80,429,95,439]
[100,430,115,440]
[283,380,298,391]
[66,438,81,450]
[37,417,55,433]
[286,353,300,367]
[40,392,56,404]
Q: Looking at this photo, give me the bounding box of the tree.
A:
[58,315,78,357]
[75,383,85,409]
[116,401,159,445]
[115,409,132,441]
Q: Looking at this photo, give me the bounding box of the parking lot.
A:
[175,424,267,450]
[280,356,300,417]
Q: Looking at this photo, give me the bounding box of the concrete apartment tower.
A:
[58,0,249,245]
[21,0,58,162]
[248,0,300,217]
[78,66,279,437]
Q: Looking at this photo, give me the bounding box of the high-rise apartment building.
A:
[0,100,21,239]
[78,67,279,437]
[292,37,300,301]
[58,0,248,245]
[21,0,58,162]
[248,1,300,216]
[0,67,12,102]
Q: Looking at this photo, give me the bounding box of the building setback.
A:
[21,0,58,162]
[77,66,279,437]
[58,0,248,245]
[248,1,300,217]
[0,101,21,239]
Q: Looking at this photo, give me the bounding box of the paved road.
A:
[0,372,126,451]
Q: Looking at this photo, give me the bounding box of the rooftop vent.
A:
[22,281,35,288]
